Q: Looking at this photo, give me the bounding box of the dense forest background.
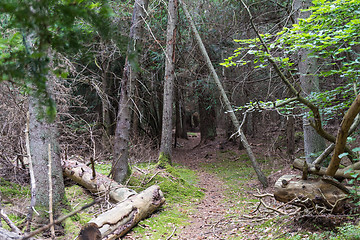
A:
[0,0,360,239]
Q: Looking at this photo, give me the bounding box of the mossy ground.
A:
[124,163,204,239]
[200,150,360,239]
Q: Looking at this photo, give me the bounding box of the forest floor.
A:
[168,132,301,239]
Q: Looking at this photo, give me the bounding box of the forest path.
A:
[172,134,237,239]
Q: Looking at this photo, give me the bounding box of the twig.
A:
[142,171,161,186]
[48,144,55,239]
[22,198,103,239]
[25,111,36,232]
[0,209,22,234]
[166,226,176,240]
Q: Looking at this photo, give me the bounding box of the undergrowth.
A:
[201,150,360,239]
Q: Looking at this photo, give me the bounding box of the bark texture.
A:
[274,175,351,214]
[294,0,326,163]
[293,158,360,179]
[113,0,149,183]
[326,94,360,176]
[159,0,178,164]
[180,0,268,187]
[0,228,22,240]
[83,185,165,239]
[62,160,136,202]
[29,95,65,209]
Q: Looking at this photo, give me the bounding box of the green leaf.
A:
[338,152,349,158]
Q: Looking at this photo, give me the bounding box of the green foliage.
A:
[0,0,113,119]
[222,0,360,120]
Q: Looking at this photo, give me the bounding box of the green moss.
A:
[0,178,30,198]
[94,163,112,176]
[157,152,172,168]
[127,163,204,239]
[61,185,95,237]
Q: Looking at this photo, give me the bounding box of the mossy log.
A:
[79,185,165,240]
[62,160,136,202]
[0,228,22,240]
[274,175,351,213]
[293,158,360,179]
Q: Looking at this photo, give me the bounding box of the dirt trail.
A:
[172,134,234,239]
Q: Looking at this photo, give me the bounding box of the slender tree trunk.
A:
[113,0,149,183]
[294,0,326,164]
[198,80,217,145]
[158,0,178,166]
[179,0,268,187]
[286,116,295,158]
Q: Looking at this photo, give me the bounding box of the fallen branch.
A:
[22,198,102,240]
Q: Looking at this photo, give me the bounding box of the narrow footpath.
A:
[172,134,234,239]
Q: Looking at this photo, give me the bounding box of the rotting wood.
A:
[82,185,165,240]
[0,227,22,240]
[62,160,136,202]
[274,175,352,214]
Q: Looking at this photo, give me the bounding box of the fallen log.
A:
[0,228,22,240]
[274,175,351,214]
[62,160,136,202]
[293,158,360,179]
[80,185,165,240]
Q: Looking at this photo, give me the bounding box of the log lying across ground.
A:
[62,160,136,202]
[0,227,22,240]
[79,185,165,240]
[62,160,166,239]
[293,158,360,179]
[274,175,351,214]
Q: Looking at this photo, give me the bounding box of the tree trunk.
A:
[294,0,326,164]
[326,94,360,176]
[113,0,149,183]
[158,0,178,166]
[198,80,217,144]
[81,185,165,239]
[179,0,268,188]
[286,116,295,158]
[29,92,65,212]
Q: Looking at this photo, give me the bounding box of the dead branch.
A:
[22,198,102,240]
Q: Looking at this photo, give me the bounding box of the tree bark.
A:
[326,94,360,176]
[179,0,268,187]
[198,80,217,145]
[82,185,165,239]
[0,228,22,240]
[29,93,65,211]
[62,160,136,202]
[294,0,326,164]
[113,0,149,183]
[158,0,178,165]
[286,116,295,158]
[274,175,351,213]
[293,158,360,179]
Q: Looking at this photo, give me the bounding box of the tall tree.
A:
[112,0,149,183]
[294,0,326,163]
[179,0,268,187]
[158,0,178,166]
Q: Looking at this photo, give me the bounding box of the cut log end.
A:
[78,223,101,240]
